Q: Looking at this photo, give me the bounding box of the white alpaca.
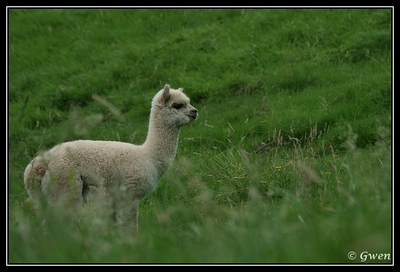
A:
[24,84,198,232]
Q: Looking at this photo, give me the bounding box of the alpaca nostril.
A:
[189,109,198,120]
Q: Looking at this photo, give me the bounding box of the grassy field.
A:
[8,8,392,264]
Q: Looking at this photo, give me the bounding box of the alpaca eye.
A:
[172,103,183,110]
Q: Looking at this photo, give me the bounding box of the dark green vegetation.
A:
[8,8,392,263]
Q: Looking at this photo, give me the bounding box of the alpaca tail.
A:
[24,157,48,202]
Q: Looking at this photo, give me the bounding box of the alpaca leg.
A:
[131,200,140,232]
[115,199,140,233]
[41,171,84,215]
[31,168,85,231]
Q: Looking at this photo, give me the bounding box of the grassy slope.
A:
[8,8,392,263]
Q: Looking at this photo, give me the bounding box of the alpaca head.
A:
[152,84,198,127]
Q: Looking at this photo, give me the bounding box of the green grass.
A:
[8,8,392,264]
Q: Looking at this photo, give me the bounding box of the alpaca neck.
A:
[142,113,181,177]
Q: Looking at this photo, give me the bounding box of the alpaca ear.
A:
[178,88,184,92]
[162,84,170,104]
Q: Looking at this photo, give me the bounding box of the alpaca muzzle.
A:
[189,109,198,120]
